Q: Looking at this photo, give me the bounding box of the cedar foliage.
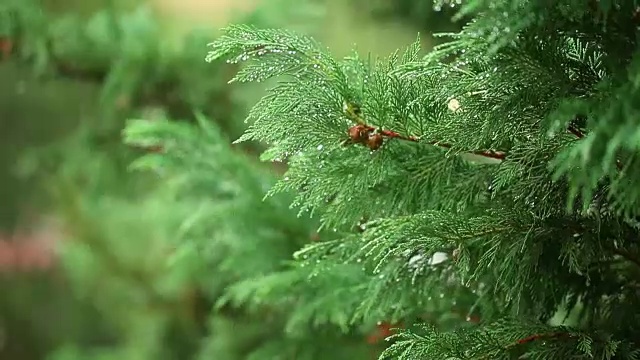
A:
[2,1,347,359]
[117,116,371,360]
[192,0,640,358]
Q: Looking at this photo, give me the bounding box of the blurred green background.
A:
[0,0,459,358]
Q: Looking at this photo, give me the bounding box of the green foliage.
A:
[205,0,640,358]
[4,1,417,358]
[132,115,370,359]
[44,115,371,360]
[0,0,238,136]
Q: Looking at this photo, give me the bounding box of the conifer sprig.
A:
[206,2,640,358]
[380,320,626,360]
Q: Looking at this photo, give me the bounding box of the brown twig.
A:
[348,109,625,169]
[380,124,506,160]
[348,123,508,159]
[513,332,575,346]
[475,331,576,360]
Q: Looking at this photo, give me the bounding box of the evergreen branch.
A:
[343,100,508,160]
[206,24,350,94]
[210,26,620,172]
[202,10,640,359]
[566,120,625,171]
[611,247,640,269]
[345,104,592,163]
[380,321,619,360]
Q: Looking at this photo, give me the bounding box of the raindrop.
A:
[317,144,324,151]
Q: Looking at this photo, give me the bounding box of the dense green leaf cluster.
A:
[20,113,371,360]
[203,0,640,358]
[46,115,371,360]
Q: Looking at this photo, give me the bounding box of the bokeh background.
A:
[0,1,460,358]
